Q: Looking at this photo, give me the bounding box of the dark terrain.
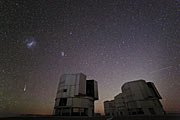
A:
[1,114,180,120]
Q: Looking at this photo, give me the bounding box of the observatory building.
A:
[104,80,165,116]
[53,73,98,117]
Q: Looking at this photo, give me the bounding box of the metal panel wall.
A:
[94,81,99,100]
[56,73,87,98]
[78,73,86,95]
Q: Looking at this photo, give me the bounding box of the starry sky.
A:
[1,0,180,116]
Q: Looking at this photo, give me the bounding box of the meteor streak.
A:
[150,66,172,74]
[24,83,26,92]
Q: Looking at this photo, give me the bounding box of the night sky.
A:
[1,0,180,116]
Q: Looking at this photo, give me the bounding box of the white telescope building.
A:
[104,80,165,116]
[53,73,98,117]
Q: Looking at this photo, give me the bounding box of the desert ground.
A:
[1,114,180,120]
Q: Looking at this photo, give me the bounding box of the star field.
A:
[0,0,180,116]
